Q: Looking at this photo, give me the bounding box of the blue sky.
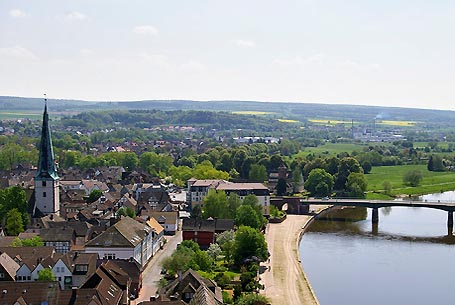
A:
[1,0,455,110]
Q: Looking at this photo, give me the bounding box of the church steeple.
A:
[34,94,60,215]
[35,96,59,180]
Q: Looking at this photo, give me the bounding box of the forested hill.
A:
[1,95,455,125]
[62,110,292,132]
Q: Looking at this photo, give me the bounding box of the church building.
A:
[33,100,60,215]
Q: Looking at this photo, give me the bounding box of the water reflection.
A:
[309,207,455,244]
[300,201,455,305]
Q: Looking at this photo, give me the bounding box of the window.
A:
[75,264,88,272]
[43,191,47,197]
[0,273,4,278]
[42,181,47,187]
[104,253,116,260]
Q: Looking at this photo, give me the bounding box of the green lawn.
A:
[0,112,42,120]
[296,143,369,157]
[366,164,455,196]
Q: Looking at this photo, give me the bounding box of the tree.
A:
[382,181,392,196]
[403,170,423,187]
[203,190,229,219]
[335,157,363,190]
[190,204,203,219]
[233,226,268,265]
[248,164,267,182]
[38,268,56,281]
[87,189,103,203]
[193,161,229,180]
[291,166,303,193]
[236,293,270,305]
[169,166,193,187]
[361,160,372,174]
[276,178,287,196]
[346,172,368,198]
[12,236,44,247]
[207,243,222,260]
[227,193,242,219]
[235,205,261,229]
[304,168,334,197]
[6,208,24,236]
[0,186,29,228]
[117,206,136,218]
[428,155,444,172]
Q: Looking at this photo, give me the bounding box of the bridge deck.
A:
[303,199,455,212]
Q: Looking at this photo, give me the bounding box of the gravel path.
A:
[260,214,321,305]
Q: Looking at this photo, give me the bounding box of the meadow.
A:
[366,164,455,196]
[295,143,369,157]
[0,112,42,120]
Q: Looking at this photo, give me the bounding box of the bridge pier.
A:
[372,208,379,224]
[448,211,453,236]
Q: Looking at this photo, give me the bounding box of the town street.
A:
[133,231,182,304]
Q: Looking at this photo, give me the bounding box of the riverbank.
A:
[260,206,329,305]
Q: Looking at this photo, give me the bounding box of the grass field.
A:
[309,119,352,126]
[231,111,275,115]
[0,112,42,120]
[375,120,417,127]
[277,119,299,123]
[367,164,455,196]
[295,143,369,157]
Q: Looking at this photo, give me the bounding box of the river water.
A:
[299,192,455,305]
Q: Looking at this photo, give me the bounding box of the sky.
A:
[1,0,455,110]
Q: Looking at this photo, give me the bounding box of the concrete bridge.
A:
[302,198,455,235]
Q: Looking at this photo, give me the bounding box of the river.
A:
[299,192,455,305]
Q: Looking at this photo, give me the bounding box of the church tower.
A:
[34,97,60,215]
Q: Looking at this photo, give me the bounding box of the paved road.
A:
[260,213,322,305]
[132,231,182,304]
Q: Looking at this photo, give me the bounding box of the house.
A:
[0,246,56,282]
[0,252,20,281]
[69,252,98,288]
[146,217,165,257]
[47,221,93,246]
[85,217,154,267]
[80,261,127,305]
[117,193,138,213]
[158,269,223,304]
[52,255,73,289]
[40,227,77,253]
[106,259,142,299]
[140,211,179,235]
[187,179,270,212]
[60,179,109,195]
[182,218,234,249]
[216,182,270,212]
[187,179,226,208]
[0,281,60,305]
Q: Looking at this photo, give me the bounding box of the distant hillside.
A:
[1,96,455,126]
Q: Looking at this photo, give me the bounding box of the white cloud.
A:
[133,25,159,36]
[9,9,27,18]
[65,11,87,21]
[0,46,37,60]
[180,60,207,72]
[232,39,256,48]
[272,53,326,67]
[79,49,95,56]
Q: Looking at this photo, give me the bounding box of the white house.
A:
[15,263,33,282]
[85,216,155,267]
[52,257,73,289]
[187,179,270,212]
